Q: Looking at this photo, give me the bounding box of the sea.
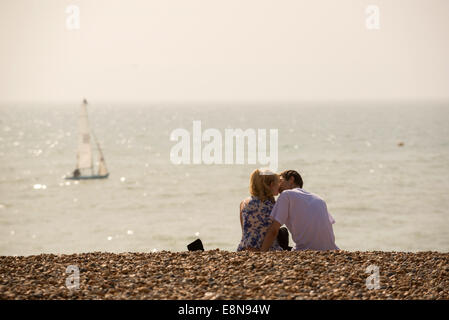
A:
[1,102,448,256]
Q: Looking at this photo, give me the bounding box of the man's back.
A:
[271,188,339,250]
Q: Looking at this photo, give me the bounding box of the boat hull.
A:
[65,173,110,180]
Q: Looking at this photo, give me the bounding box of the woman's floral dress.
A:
[237,196,283,251]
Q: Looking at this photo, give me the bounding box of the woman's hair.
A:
[249,169,279,203]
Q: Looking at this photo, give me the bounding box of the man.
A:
[261,170,339,251]
[73,168,81,178]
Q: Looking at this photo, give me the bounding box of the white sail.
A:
[98,157,108,176]
[77,100,93,169]
[92,125,108,176]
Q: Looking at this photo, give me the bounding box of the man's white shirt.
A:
[271,188,339,251]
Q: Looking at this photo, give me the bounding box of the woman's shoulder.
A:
[245,197,276,213]
[240,197,251,206]
[240,196,261,208]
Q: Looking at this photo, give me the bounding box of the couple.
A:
[237,169,339,252]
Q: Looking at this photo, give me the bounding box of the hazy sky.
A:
[1,0,448,103]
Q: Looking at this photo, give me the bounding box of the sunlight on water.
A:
[0,102,449,255]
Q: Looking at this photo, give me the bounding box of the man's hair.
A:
[280,170,303,188]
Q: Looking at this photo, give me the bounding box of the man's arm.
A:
[261,220,281,252]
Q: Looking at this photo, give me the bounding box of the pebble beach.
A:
[0,250,448,300]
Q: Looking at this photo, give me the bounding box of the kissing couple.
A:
[237,169,339,252]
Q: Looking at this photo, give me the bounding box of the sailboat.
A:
[66,99,109,180]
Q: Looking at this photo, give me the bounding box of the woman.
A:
[237,168,283,251]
